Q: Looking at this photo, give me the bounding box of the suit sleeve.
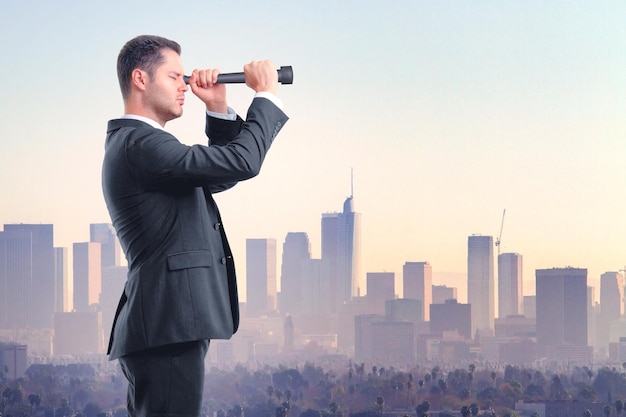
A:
[125,98,288,190]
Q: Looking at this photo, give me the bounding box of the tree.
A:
[83,402,102,417]
[376,396,384,414]
[416,400,430,417]
[615,399,624,415]
[605,404,613,417]
[583,409,593,417]
[469,403,479,416]
[461,405,471,417]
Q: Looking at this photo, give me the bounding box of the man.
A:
[102,35,288,417]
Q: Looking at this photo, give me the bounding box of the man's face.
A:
[144,48,187,125]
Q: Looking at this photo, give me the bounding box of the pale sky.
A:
[1,1,625,302]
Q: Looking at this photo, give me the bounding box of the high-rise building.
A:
[523,295,536,318]
[72,242,102,313]
[432,285,458,304]
[321,194,361,312]
[54,247,70,312]
[246,238,277,317]
[366,272,395,315]
[498,253,523,318]
[467,235,494,337]
[536,267,588,356]
[89,223,121,268]
[597,272,624,353]
[279,232,311,315]
[403,261,432,321]
[430,299,472,340]
[0,224,55,329]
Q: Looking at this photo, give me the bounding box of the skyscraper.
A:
[366,272,395,315]
[246,238,277,317]
[54,247,70,312]
[73,242,102,313]
[467,235,494,337]
[279,232,311,315]
[536,267,588,355]
[498,253,523,318]
[403,261,432,321]
[598,271,624,352]
[90,223,121,268]
[0,224,55,329]
[321,194,361,312]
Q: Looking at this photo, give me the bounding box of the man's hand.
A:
[188,69,228,114]
[244,60,278,94]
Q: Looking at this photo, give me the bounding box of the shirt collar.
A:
[121,114,164,130]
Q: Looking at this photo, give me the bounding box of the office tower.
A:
[301,259,331,318]
[523,295,536,318]
[432,285,458,304]
[601,272,624,321]
[467,235,494,337]
[370,321,415,363]
[321,193,361,313]
[246,238,277,317]
[596,272,624,353]
[403,261,432,321]
[536,267,588,355]
[54,247,70,312]
[73,242,102,313]
[0,224,55,329]
[385,298,422,323]
[498,253,523,318]
[279,232,311,315]
[366,272,395,315]
[430,299,472,339]
[90,223,121,268]
[354,314,385,361]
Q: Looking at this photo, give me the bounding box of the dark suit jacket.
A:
[102,97,288,360]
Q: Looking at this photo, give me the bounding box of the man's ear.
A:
[131,69,148,92]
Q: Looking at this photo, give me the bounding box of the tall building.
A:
[403,261,432,321]
[73,242,102,313]
[432,285,458,304]
[54,247,70,312]
[598,272,624,353]
[536,267,588,357]
[0,224,55,329]
[321,193,361,313]
[467,235,494,337]
[366,272,395,315]
[498,253,523,318]
[279,232,311,315]
[430,299,472,340]
[89,223,121,268]
[246,238,277,317]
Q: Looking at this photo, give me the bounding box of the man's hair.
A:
[117,35,181,99]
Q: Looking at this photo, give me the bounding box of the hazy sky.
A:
[1,1,624,301]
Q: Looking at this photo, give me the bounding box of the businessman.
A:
[102,35,288,416]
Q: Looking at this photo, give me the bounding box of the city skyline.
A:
[1,2,624,302]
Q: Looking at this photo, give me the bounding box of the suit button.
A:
[221,257,227,264]
[214,223,221,230]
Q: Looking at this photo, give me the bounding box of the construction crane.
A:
[495,209,506,255]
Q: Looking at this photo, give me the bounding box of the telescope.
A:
[183,65,293,85]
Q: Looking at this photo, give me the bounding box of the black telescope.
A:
[183,65,293,85]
